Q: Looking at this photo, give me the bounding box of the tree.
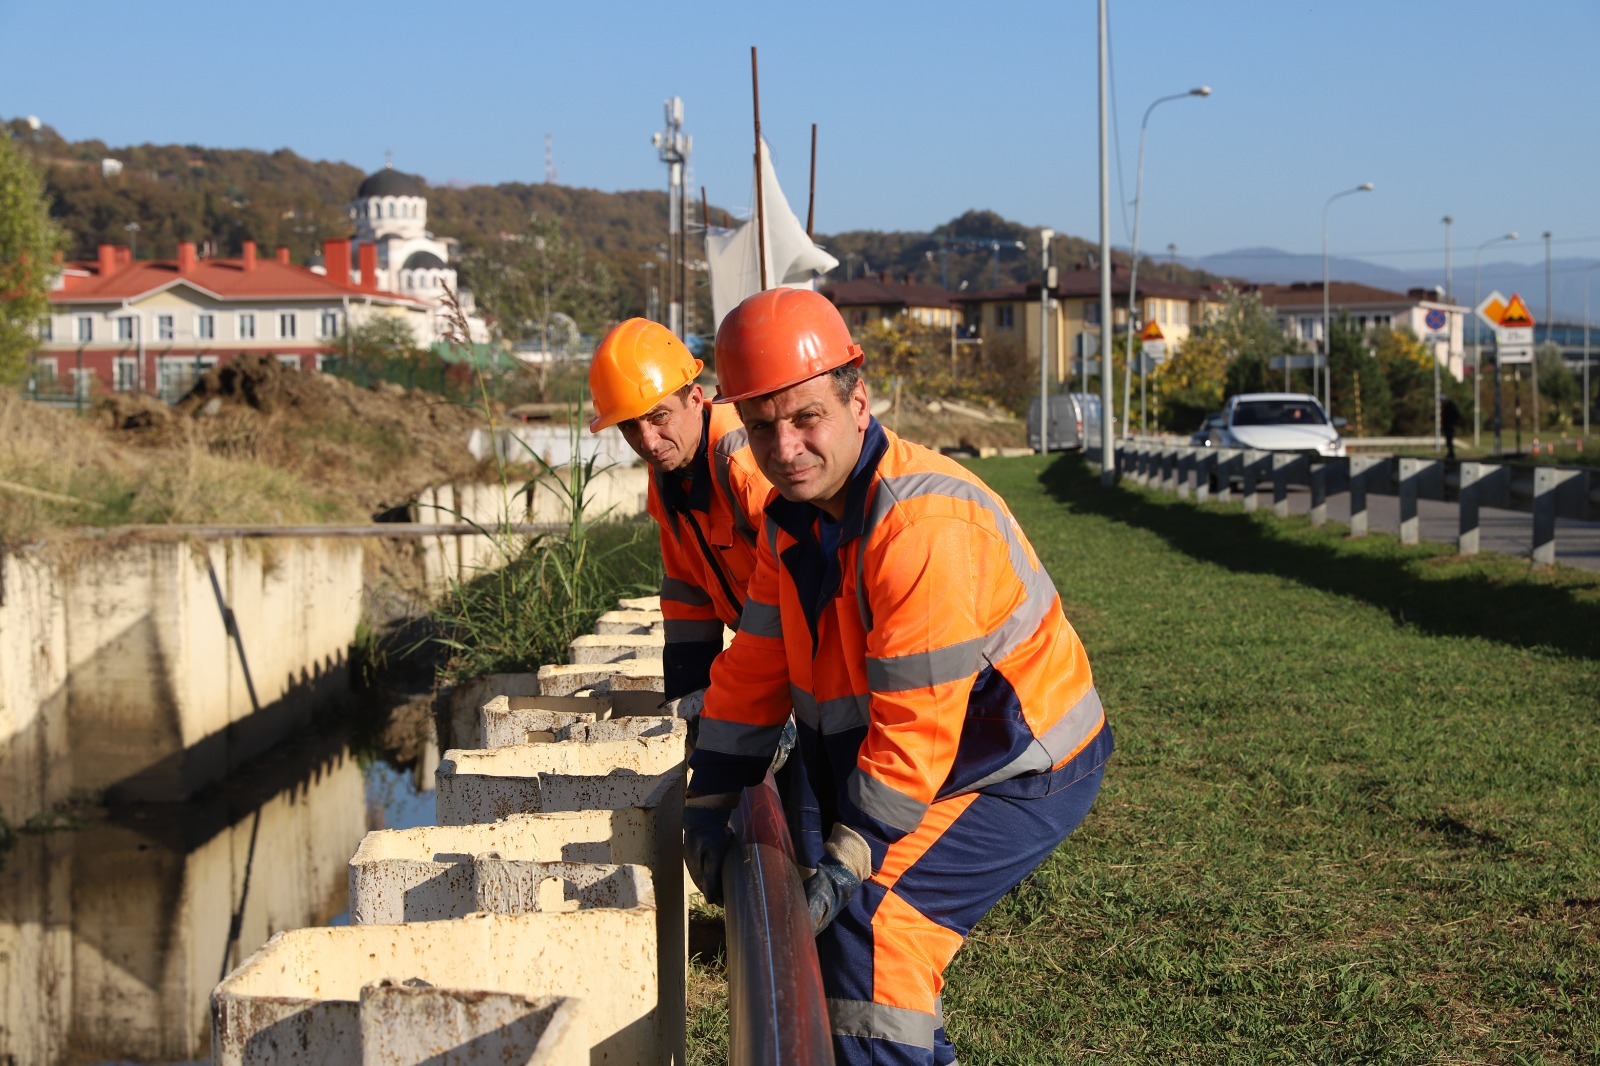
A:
[1372,326,1435,435]
[0,132,64,385]
[1328,317,1391,437]
[1535,342,1579,430]
[1154,285,1291,430]
[461,214,619,346]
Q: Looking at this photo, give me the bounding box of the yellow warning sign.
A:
[1498,293,1535,328]
[1140,320,1164,342]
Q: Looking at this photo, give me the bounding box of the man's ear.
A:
[851,378,870,430]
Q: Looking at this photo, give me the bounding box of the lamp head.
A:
[1190,86,1212,97]
[1358,183,1374,191]
[1441,215,1454,225]
[1507,232,1519,241]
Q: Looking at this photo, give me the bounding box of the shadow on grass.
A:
[1039,455,1600,663]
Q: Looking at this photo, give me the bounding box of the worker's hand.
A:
[665,687,708,748]
[683,793,737,905]
[804,823,872,935]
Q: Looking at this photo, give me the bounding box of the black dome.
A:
[401,250,447,271]
[356,167,424,199]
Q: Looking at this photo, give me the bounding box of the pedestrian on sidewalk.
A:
[1442,396,1462,460]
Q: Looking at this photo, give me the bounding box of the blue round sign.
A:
[1425,309,1447,331]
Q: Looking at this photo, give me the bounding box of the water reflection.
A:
[0,723,434,1065]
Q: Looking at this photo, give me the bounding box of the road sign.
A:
[1424,308,1447,331]
[1140,320,1164,342]
[1142,340,1167,363]
[1497,346,1534,365]
[1075,332,1099,358]
[1475,290,1507,329]
[1499,293,1535,328]
[1495,325,1534,346]
[1268,354,1326,370]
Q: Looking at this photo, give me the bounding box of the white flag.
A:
[706,137,839,331]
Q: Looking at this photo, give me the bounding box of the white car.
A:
[1217,392,1346,458]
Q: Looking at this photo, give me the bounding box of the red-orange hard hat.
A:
[712,288,864,404]
[587,318,704,432]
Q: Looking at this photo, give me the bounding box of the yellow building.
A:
[820,276,960,330]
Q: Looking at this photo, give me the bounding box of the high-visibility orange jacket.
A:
[689,419,1107,867]
[648,401,772,700]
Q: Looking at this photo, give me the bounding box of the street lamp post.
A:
[1039,228,1054,454]
[1321,183,1374,417]
[1120,86,1210,439]
[1473,232,1518,448]
[1437,215,1453,452]
[1585,263,1598,442]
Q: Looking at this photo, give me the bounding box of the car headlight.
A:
[1319,438,1346,457]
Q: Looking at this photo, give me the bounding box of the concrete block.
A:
[350,856,652,925]
[211,910,659,1065]
[569,633,665,665]
[479,694,608,749]
[537,660,666,715]
[447,673,540,750]
[595,610,665,636]
[360,984,586,1066]
[617,596,661,612]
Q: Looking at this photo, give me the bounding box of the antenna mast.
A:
[545,134,557,184]
[653,98,691,338]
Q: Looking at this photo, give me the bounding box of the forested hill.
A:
[9,118,1216,312]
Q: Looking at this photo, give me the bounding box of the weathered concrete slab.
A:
[616,596,661,612]
[595,610,665,636]
[479,694,607,749]
[446,673,540,750]
[211,910,660,1065]
[569,634,665,665]
[536,659,664,698]
[360,983,586,1066]
[350,857,651,925]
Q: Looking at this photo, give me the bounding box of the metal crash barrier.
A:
[722,777,835,1066]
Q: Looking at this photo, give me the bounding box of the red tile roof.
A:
[1250,280,1450,309]
[820,277,957,309]
[961,268,1212,303]
[52,255,422,305]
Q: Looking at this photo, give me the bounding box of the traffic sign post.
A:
[1476,292,1537,456]
[1137,321,1165,434]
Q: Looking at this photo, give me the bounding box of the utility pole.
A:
[1097,0,1115,483]
[653,98,691,338]
[1539,230,1552,436]
[1039,228,1054,455]
[1439,215,1452,452]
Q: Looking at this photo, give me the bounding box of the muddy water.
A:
[0,721,436,1066]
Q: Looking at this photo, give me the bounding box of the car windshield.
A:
[1232,399,1327,427]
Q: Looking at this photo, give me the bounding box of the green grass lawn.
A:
[689,453,1600,1064]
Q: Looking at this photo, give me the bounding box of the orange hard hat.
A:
[587,318,704,432]
[712,288,864,404]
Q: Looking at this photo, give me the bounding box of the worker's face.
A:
[737,372,869,520]
[617,385,705,474]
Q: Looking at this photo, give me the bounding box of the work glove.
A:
[664,687,707,749]
[683,793,737,905]
[803,823,872,935]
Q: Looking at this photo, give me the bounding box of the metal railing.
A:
[721,776,834,1066]
[1095,442,1600,566]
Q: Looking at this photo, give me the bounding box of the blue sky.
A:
[3,0,1597,276]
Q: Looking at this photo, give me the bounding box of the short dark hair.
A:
[673,382,695,405]
[826,363,861,403]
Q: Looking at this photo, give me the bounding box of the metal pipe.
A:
[722,776,833,1066]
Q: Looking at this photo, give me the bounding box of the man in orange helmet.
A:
[587,318,774,716]
[683,288,1112,1065]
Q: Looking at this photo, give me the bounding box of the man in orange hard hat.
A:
[588,318,774,717]
[682,288,1112,1065]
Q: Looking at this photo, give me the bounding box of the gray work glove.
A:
[666,687,707,749]
[770,715,798,773]
[803,823,872,935]
[683,792,738,905]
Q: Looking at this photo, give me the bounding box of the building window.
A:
[158,314,174,340]
[277,355,301,369]
[387,202,395,218]
[196,313,215,340]
[319,311,340,337]
[997,305,1015,330]
[114,357,139,392]
[1176,302,1189,327]
[76,316,94,342]
[34,357,58,384]
[1084,302,1099,326]
[239,312,256,339]
[1299,316,1318,340]
[279,312,297,339]
[38,318,53,341]
[117,316,135,342]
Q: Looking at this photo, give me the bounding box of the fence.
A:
[1096,441,1600,566]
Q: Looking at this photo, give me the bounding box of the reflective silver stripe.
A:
[827,998,937,1049]
[696,716,786,758]
[661,577,712,607]
[958,686,1105,793]
[867,635,983,692]
[739,597,783,639]
[765,515,780,559]
[790,685,869,731]
[712,428,757,544]
[848,770,928,834]
[663,618,724,644]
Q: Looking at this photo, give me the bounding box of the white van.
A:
[1027,393,1113,452]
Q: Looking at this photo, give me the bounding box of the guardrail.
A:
[721,776,835,1066]
[1095,442,1600,566]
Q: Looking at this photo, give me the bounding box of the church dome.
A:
[356,167,425,199]
[401,250,447,271]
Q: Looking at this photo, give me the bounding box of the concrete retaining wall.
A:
[0,536,363,821]
[478,694,609,749]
